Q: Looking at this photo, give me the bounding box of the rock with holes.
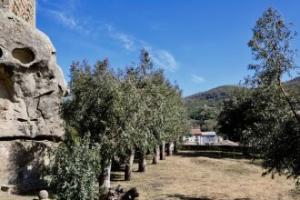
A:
[0,8,67,139]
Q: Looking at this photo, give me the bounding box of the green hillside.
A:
[184,77,300,130]
[185,85,241,102]
[184,85,243,130]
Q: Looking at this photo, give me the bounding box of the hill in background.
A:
[184,77,300,131]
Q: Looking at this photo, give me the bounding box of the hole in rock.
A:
[12,48,35,64]
[0,48,3,58]
[17,118,28,122]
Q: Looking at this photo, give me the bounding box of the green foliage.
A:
[185,85,241,130]
[62,59,124,160]
[186,79,300,131]
[246,8,300,180]
[217,89,255,142]
[49,131,101,200]
[217,8,300,182]
[125,49,189,152]
[262,117,300,180]
[247,8,296,86]
[51,49,189,198]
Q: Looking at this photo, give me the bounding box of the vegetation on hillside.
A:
[185,77,300,132]
[184,85,240,130]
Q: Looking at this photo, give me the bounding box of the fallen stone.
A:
[0,184,16,194]
[38,190,49,200]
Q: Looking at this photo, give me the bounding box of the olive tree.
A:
[246,8,300,181]
[62,59,125,193]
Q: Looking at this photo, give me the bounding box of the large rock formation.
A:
[0,0,36,26]
[0,0,66,192]
[0,7,66,139]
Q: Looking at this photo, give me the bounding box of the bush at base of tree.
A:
[49,131,101,200]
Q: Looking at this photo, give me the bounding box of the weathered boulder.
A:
[38,190,49,200]
[0,1,66,192]
[0,9,66,139]
[0,140,51,192]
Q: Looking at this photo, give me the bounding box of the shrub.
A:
[49,132,101,200]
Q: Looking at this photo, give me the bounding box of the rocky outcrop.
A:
[0,1,66,192]
[0,140,50,193]
[0,10,67,139]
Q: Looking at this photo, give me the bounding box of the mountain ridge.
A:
[185,76,300,102]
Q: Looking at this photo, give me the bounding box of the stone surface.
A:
[0,0,35,26]
[0,0,66,193]
[0,140,51,192]
[0,9,66,139]
[38,190,49,200]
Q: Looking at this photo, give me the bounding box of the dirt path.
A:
[111,151,299,200]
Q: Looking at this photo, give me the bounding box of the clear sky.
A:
[37,0,300,96]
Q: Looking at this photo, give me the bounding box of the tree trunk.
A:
[99,159,112,197]
[160,141,166,160]
[166,143,170,156]
[174,141,178,154]
[125,149,135,181]
[167,142,174,156]
[138,153,147,172]
[152,145,160,164]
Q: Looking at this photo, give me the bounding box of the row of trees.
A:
[49,50,189,200]
[218,8,300,183]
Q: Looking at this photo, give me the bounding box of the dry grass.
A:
[0,192,35,200]
[111,151,299,200]
[0,150,299,200]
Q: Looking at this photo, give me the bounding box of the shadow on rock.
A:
[9,141,50,194]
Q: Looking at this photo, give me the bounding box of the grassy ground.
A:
[111,151,299,200]
[0,150,299,200]
[0,193,35,200]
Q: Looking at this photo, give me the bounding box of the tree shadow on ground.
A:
[168,194,252,200]
[176,151,252,160]
[167,194,214,200]
[110,172,126,181]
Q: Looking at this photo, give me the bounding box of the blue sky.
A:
[37,0,300,96]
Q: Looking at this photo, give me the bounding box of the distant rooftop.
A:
[201,131,216,136]
[191,128,202,136]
